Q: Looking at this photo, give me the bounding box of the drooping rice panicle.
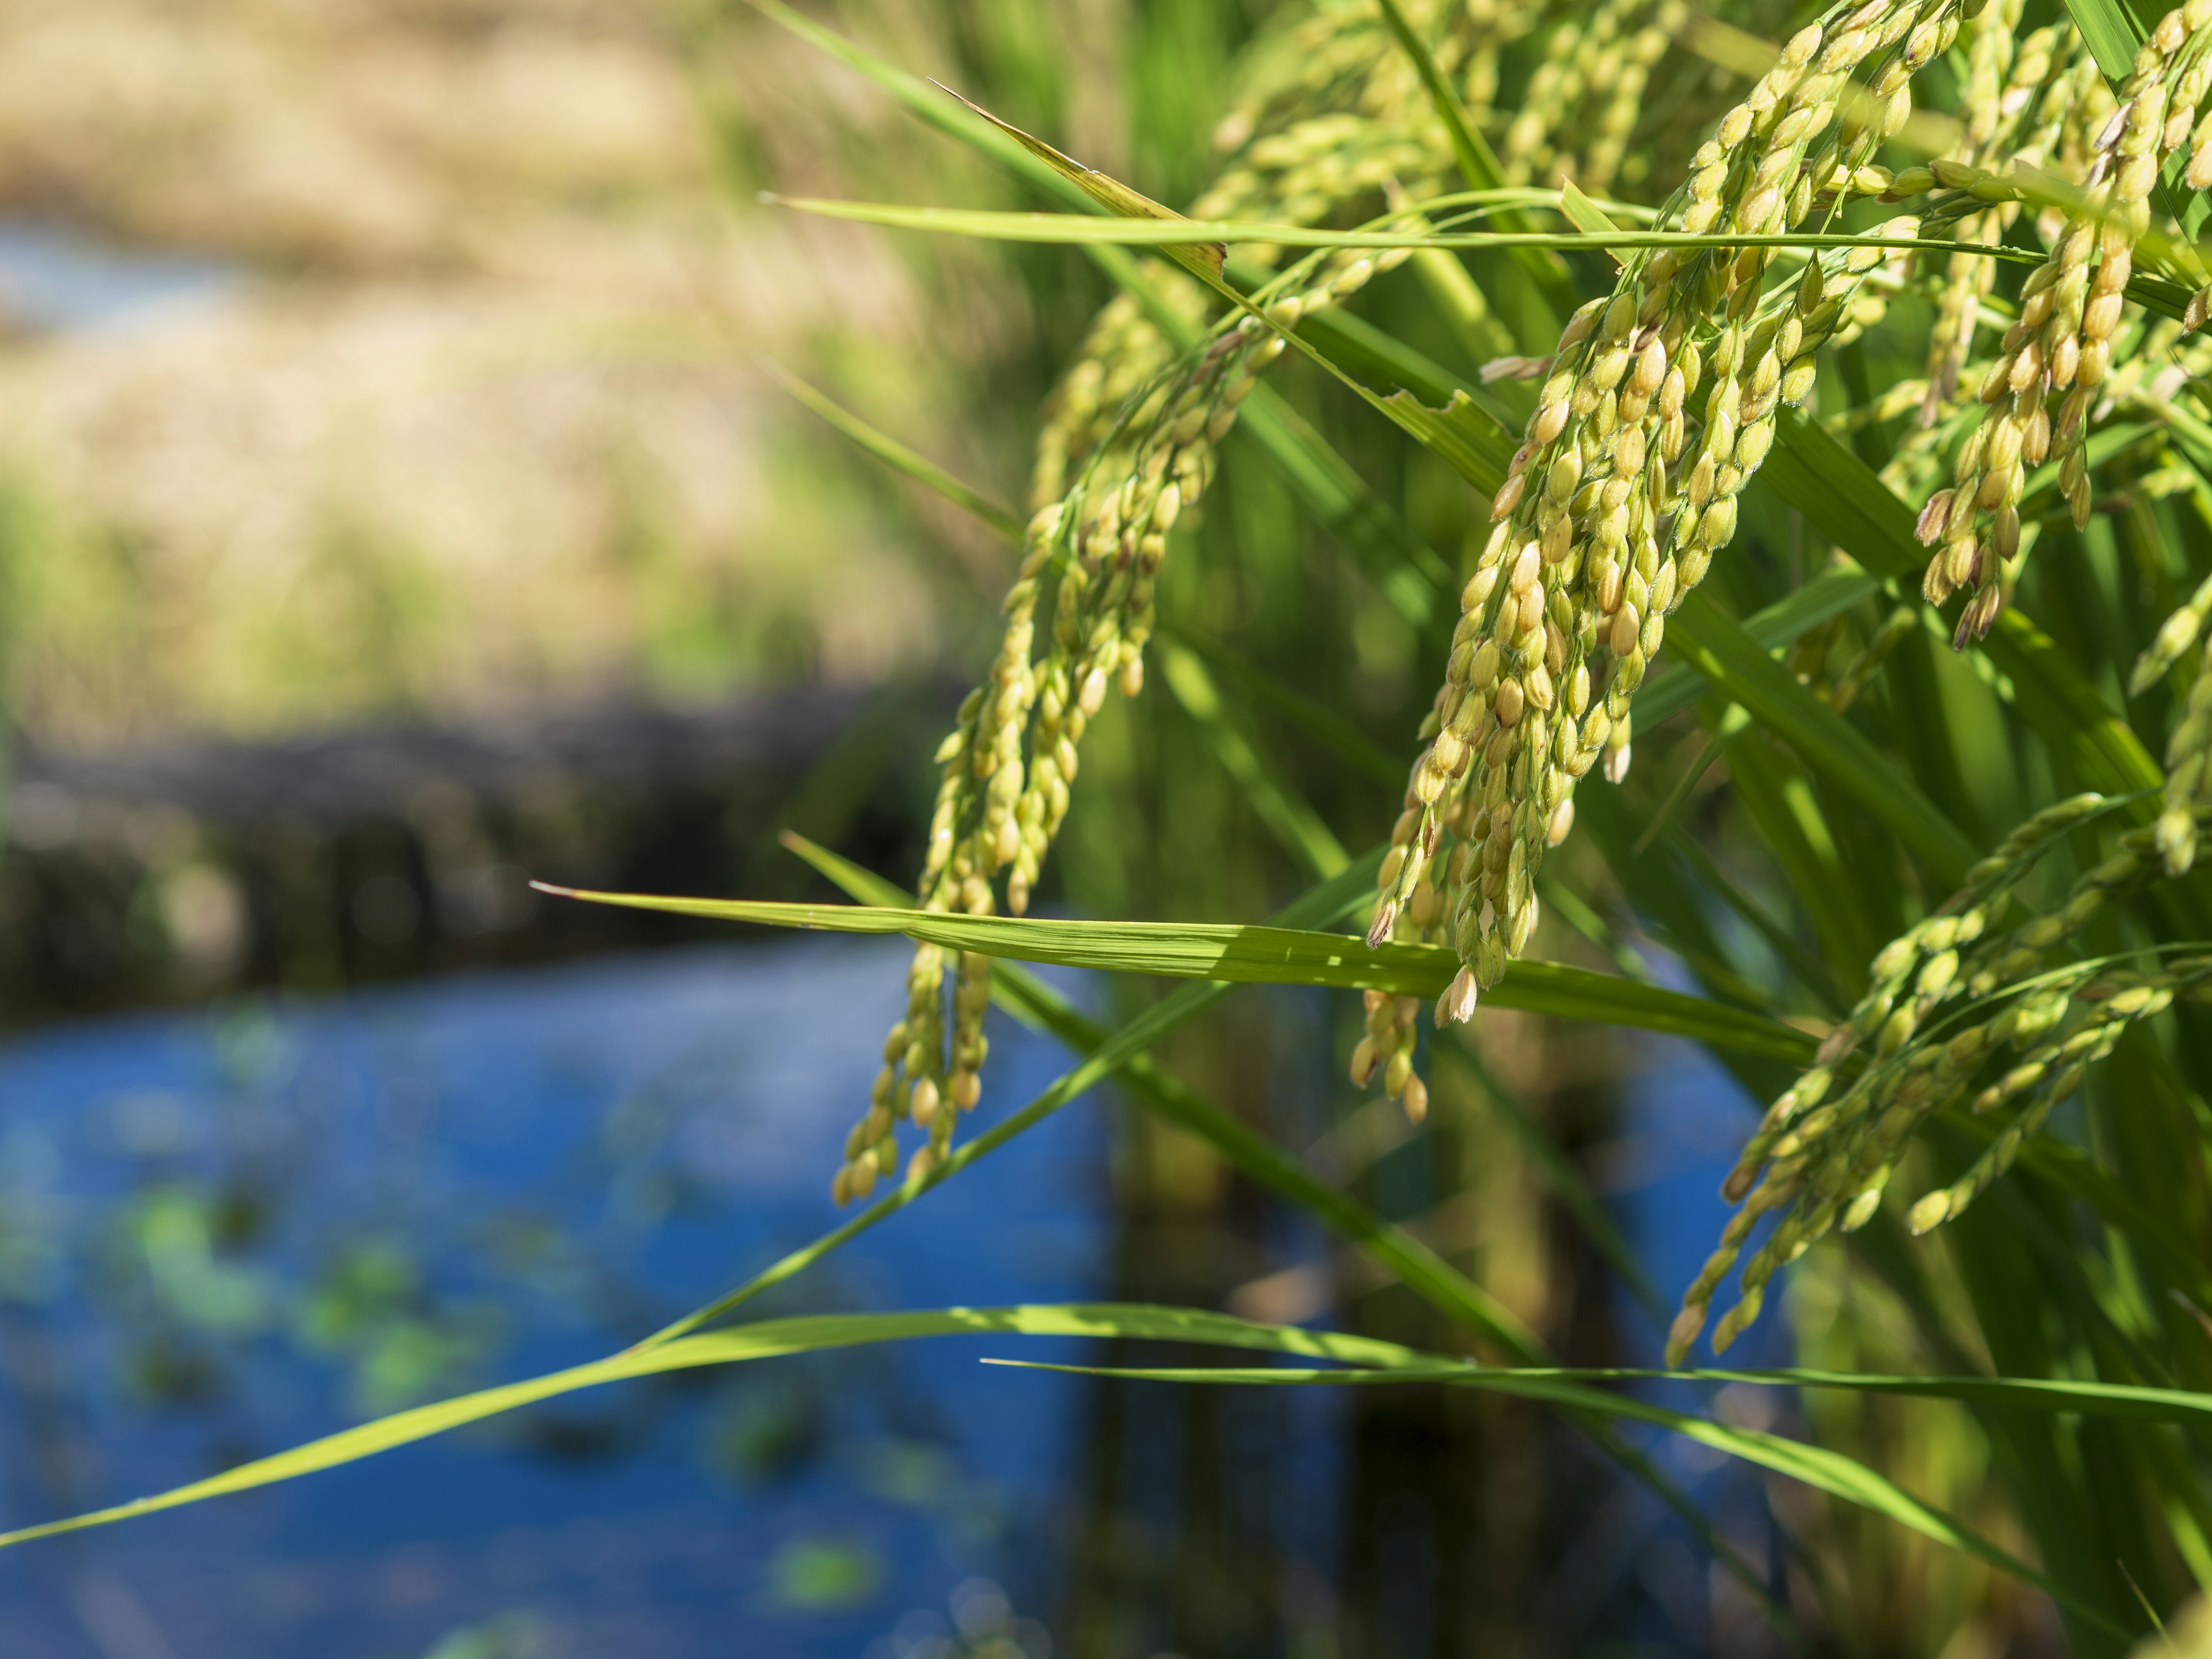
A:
[1918,6,2076,419]
[855,0,2212,1205]
[1668,792,2212,1362]
[1916,0,2212,643]
[843,0,1732,1195]
[1382,0,1971,1039]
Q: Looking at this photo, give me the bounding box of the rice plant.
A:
[18,0,2212,1649]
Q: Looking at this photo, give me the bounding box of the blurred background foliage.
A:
[0,0,2207,1656]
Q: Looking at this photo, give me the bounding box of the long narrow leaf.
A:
[1,1279,2166,1642]
[634,850,1391,1350]
[1159,643,1351,879]
[0,1305,1437,1552]
[1371,0,1573,302]
[779,831,1548,1359]
[1669,590,1982,887]
[531,884,1819,1061]
[761,196,2048,264]
[1762,409,2162,796]
[775,842,1824,1618]
[1162,626,1405,786]
[1636,567,1882,727]
[762,359,1022,539]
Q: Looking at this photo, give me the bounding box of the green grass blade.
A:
[1371,0,1572,303]
[997,1353,2212,1425]
[1158,643,1350,878]
[0,1304,1440,1552]
[1160,626,1405,786]
[1289,303,1523,432]
[2062,0,2145,82]
[40,1270,2175,1622]
[1669,589,1982,887]
[743,0,1097,215]
[777,830,1548,1365]
[759,197,2051,264]
[740,4,1479,623]
[1635,567,1882,728]
[926,82,1228,283]
[1372,0,1507,201]
[994,975,1545,1360]
[1722,729,1884,993]
[1665,823,1846,1014]
[761,358,1023,539]
[1762,408,2161,796]
[632,849,1393,1350]
[531,884,1818,1060]
[1372,389,1517,491]
[1633,704,1745,854]
[1233,387,1451,623]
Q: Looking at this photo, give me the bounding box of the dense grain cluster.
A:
[1669,794,2212,1361]
[840,0,1709,1196]
[1377,0,1963,1062]
[1914,0,2212,641]
[1916,5,2086,420]
[858,0,2212,1279]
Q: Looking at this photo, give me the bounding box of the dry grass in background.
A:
[0,0,1022,744]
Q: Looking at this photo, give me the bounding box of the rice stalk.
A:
[840,0,1713,1196]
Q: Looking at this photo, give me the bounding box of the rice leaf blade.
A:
[926,84,1228,282]
[1668,590,1982,887]
[531,884,1817,1060]
[762,359,1022,539]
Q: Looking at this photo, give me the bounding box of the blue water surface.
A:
[0,940,1109,1659]
[0,933,1803,1658]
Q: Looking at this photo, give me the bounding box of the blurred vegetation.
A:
[0,0,1024,743]
[16,2,2212,1658]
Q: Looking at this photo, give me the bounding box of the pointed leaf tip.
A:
[927,81,1225,282]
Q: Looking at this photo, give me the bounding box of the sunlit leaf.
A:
[532,884,1819,1060]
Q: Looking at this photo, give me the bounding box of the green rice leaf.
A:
[1762,408,2162,797]
[2061,0,2145,83]
[760,196,2040,264]
[1372,0,1573,301]
[631,849,1391,1350]
[1558,176,1623,244]
[779,831,1548,1359]
[926,84,1228,282]
[1373,0,1510,199]
[1161,627,1405,786]
[1635,567,1882,728]
[531,882,1818,1060]
[1291,304,1524,432]
[3,1271,2157,1641]
[762,359,1023,540]
[0,1305,1434,1552]
[1668,590,1983,887]
[1158,644,1350,879]
[1375,389,1516,492]
[987,1353,2212,1426]
[741,0,1099,217]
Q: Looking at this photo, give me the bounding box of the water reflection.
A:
[0,938,1105,1657]
[0,221,233,335]
[0,935,1796,1656]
